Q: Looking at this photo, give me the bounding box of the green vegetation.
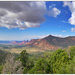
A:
[29,58,50,74]
[20,50,28,67]
[0,50,10,65]
[1,46,75,74]
[0,65,3,74]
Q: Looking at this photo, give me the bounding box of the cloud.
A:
[71,28,75,32]
[0,1,61,29]
[52,34,68,38]
[63,1,73,12]
[24,35,49,40]
[62,21,68,23]
[62,30,66,32]
[63,1,75,25]
[0,1,46,29]
[49,4,56,9]
[48,7,61,17]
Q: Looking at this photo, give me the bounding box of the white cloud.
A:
[62,20,68,23]
[69,12,75,25]
[0,1,61,29]
[63,1,73,12]
[71,28,75,32]
[49,4,56,9]
[24,35,49,40]
[63,1,75,25]
[52,34,68,38]
[48,7,61,17]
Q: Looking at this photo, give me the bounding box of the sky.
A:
[0,1,75,41]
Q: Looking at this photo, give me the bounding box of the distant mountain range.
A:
[1,35,75,50]
[0,41,11,44]
[11,40,29,45]
[0,40,29,45]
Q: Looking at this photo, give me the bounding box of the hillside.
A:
[45,35,75,48]
[26,39,57,50]
[25,35,75,50]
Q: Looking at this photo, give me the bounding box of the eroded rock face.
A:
[25,39,38,46]
[12,40,29,45]
[32,39,57,50]
[25,39,57,50]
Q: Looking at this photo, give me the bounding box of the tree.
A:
[29,58,51,74]
[2,54,23,74]
[68,46,75,59]
[23,58,34,74]
[65,56,75,74]
[49,49,69,73]
[20,50,28,67]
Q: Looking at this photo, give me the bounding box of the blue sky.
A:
[0,1,75,40]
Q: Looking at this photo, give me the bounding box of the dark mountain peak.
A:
[44,35,54,39]
[47,35,53,37]
[44,35,61,40]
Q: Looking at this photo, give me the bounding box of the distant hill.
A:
[0,40,29,45]
[0,41,10,44]
[25,35,75,50]
[11,40,29,45]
